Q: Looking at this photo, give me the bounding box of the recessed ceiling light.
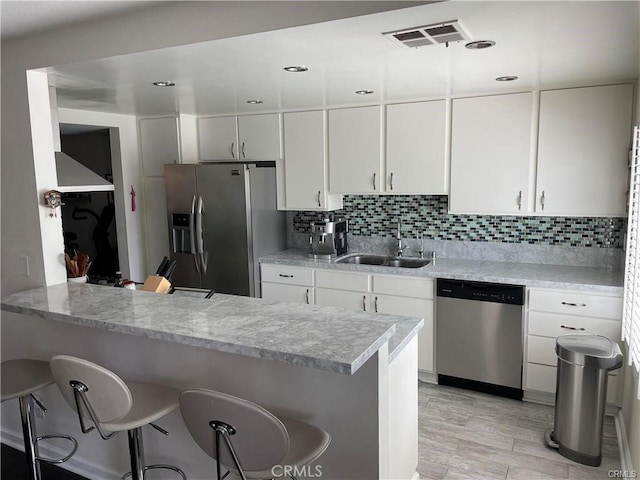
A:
[246,99,263,104]
[283,66,309,72]
[465,40,496,50]
[355,90,375,95]
[152,81,175,87]
[495,76,518,82]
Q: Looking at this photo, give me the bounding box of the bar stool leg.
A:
[127,427,145,480]
[18,394,41,480]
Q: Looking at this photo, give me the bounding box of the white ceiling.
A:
[46,1,639,117]
[0,0,168,40]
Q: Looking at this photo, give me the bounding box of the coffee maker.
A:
[308,215,348,259]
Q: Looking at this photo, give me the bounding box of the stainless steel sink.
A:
[335,254,430,268]
[335,254,386,266]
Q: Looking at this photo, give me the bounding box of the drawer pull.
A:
[561,325,586,331]
[561,301,587,307]
[278,274,294,278]
[305,289,310,304]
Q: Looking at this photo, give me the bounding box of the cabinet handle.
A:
[279,274,294,278]
[309,235,313,245]
[372,173,376,191]
[390,173,394,191]
[305,289,310,305]
[231,142,235,158]
[317,190,321,207]
[561,325,586,331]
[517,190,522,210]
[362,295,367,311]
[561,301,587,307]
[374,296,378,313]
[241,142,246,158]
[540,191,546,211]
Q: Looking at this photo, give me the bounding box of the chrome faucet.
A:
[396,219,406,257]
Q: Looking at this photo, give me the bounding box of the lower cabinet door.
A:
[373,294,435,373]
[315,288,370,312]
[261,283,313,305]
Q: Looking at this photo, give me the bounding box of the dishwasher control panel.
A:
[437,279,525,305]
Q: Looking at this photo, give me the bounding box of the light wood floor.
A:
[418,382,621,480]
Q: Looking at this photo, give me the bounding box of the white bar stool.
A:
[180,389,331,480]
[50,355,186,480]
[1,359,78,480]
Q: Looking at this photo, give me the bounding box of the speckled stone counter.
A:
[260,249,624,294]
[1,283,423,374]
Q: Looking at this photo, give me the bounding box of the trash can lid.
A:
[556,334,623,370]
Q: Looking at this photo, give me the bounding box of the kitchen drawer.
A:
[528,311,621,340]
[372,275,433,299]
[315,270,369,292]
[525,363,619,403]
[261,283,313,304]
[528,289,622,320]
[261,265,313,286]
[315,288,369,312]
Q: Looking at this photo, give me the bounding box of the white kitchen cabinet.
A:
[524,287,623,405]
[450,92,534,214]
[315,288,371,311]
[386,101,447,194]
[283,110,342,211]
[535,84,633,216]
[328,106,382,193]
[199,113,282,161]
[372,275,435,373]
[260,264,314,304]
[198,116,238,160]
[139,117,180,177]
[262,283,313,305]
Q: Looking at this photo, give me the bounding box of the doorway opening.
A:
[59,124,119,282]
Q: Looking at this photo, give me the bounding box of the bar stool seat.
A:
[1,359,54,401]
[1,359,78,480]
[50,355,186,480]
[180,388,330,480]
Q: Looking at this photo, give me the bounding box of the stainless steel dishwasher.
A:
[436,278,525,399]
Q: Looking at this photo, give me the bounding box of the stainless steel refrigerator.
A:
[164,162,286,297]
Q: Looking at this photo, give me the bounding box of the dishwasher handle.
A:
[436,278,525,306]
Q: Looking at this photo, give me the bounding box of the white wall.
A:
[0,1,422,296]
[57,108,145,281]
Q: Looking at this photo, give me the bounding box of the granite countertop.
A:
[1,283,422,375]
[260,249,624,294]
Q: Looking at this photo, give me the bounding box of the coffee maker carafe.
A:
[308,215,348,259]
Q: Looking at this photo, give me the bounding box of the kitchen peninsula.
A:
[1,283,422,479]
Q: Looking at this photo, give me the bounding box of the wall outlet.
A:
[21,255,30,277]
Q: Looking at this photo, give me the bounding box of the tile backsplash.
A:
[292,195,625,248]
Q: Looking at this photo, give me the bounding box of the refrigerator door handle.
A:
[196,196,208,274]
[190,195,200,273]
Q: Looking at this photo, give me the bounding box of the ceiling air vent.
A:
[383,20,470,48]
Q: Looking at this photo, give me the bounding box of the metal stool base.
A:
[122,464,187,479]
[35,434,79,464]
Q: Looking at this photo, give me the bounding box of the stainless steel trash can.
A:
[544,334,623,466]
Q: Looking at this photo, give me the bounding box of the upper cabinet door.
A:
[139,117,180,176]
[536,84,633,216]
[283,110,342,211]
[329,106,382,194]
[237,113,282,160]
[450,93,533,214]
[386,100,447,194]
[198,116,238,161]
